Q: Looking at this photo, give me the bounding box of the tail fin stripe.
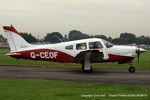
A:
[3,25,22,37]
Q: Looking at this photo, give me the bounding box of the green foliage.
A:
[68,30,90,41]
[63,34,68,41]
[94,35,107,40]
[108,37,113,42]
[112,33,137,45]
[120,33,136,39]
[44,32,63,43]
[139,35,150,44]
[20,32,37,43]
[67,32,150,45]
[0,34,6,42]
[1,31,150,44]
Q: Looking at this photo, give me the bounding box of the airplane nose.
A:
[136,48,146,53]
[139,48,146,53]
[136,47,146,63]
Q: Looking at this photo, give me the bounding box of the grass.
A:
[0,49,150,68]
[0,78,149,100]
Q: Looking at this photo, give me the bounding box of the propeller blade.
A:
[137,37,140,48]
[137,37,140,63]
[137,51,140,63]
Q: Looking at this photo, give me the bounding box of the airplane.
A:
[3,25,146,73]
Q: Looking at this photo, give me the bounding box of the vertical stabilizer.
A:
[3,25,31,52]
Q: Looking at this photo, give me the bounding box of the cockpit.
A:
[65,38,114,51]
[89,41,103,49]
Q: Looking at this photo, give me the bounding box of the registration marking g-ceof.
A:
[30,52,58,59]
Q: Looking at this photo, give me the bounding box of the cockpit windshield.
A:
[102,39,114,48]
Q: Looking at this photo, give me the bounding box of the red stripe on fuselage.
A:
[11,49,74,63]
[108,54,134,62]
[10,49,134,63]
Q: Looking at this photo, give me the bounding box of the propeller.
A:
[137,49,140,63]
[137,37,140,63]
[136,37,146,63]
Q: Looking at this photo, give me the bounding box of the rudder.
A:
[3,25,31,52]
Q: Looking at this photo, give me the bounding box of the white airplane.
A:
[3,25,146,73]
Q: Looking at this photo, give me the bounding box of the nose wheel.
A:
[129,64,135,73]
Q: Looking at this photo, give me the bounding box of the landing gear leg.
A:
[82,52,93,73]
[129,64,135,73]
[82,61,93,73]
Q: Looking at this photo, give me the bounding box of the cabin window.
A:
[76,43,87,50]
[65,45,73,50]
[89,41,103,49]
[102,39,114,48]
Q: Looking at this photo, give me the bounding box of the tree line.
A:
[0,30,150,45]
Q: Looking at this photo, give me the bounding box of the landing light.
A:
[99,49,103,52]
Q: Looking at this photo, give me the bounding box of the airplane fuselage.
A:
[8,38,137,64]
[3,25,146,73]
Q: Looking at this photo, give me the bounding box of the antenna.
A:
[55,35,64,43]
[38,34,40,42]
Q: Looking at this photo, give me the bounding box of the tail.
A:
[3,25,31,52]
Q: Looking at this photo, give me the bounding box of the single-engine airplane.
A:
[3,25,146,73]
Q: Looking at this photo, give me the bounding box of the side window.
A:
[65,45,73,50]
[89,41,103,49]
[76,43,87,50]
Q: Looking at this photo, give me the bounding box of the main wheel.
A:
[129,66,135,73]
[84,67,93,73]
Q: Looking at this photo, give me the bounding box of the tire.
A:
[84,67,93,73]
[129,66,135,73]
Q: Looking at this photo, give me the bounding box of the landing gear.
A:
[81,52,93,73]
[129,64,135,73]
[82,62,93,73]
[82,64,93,73]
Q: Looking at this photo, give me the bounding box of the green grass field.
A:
[0,49,150,68]
[0,78,149,100]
